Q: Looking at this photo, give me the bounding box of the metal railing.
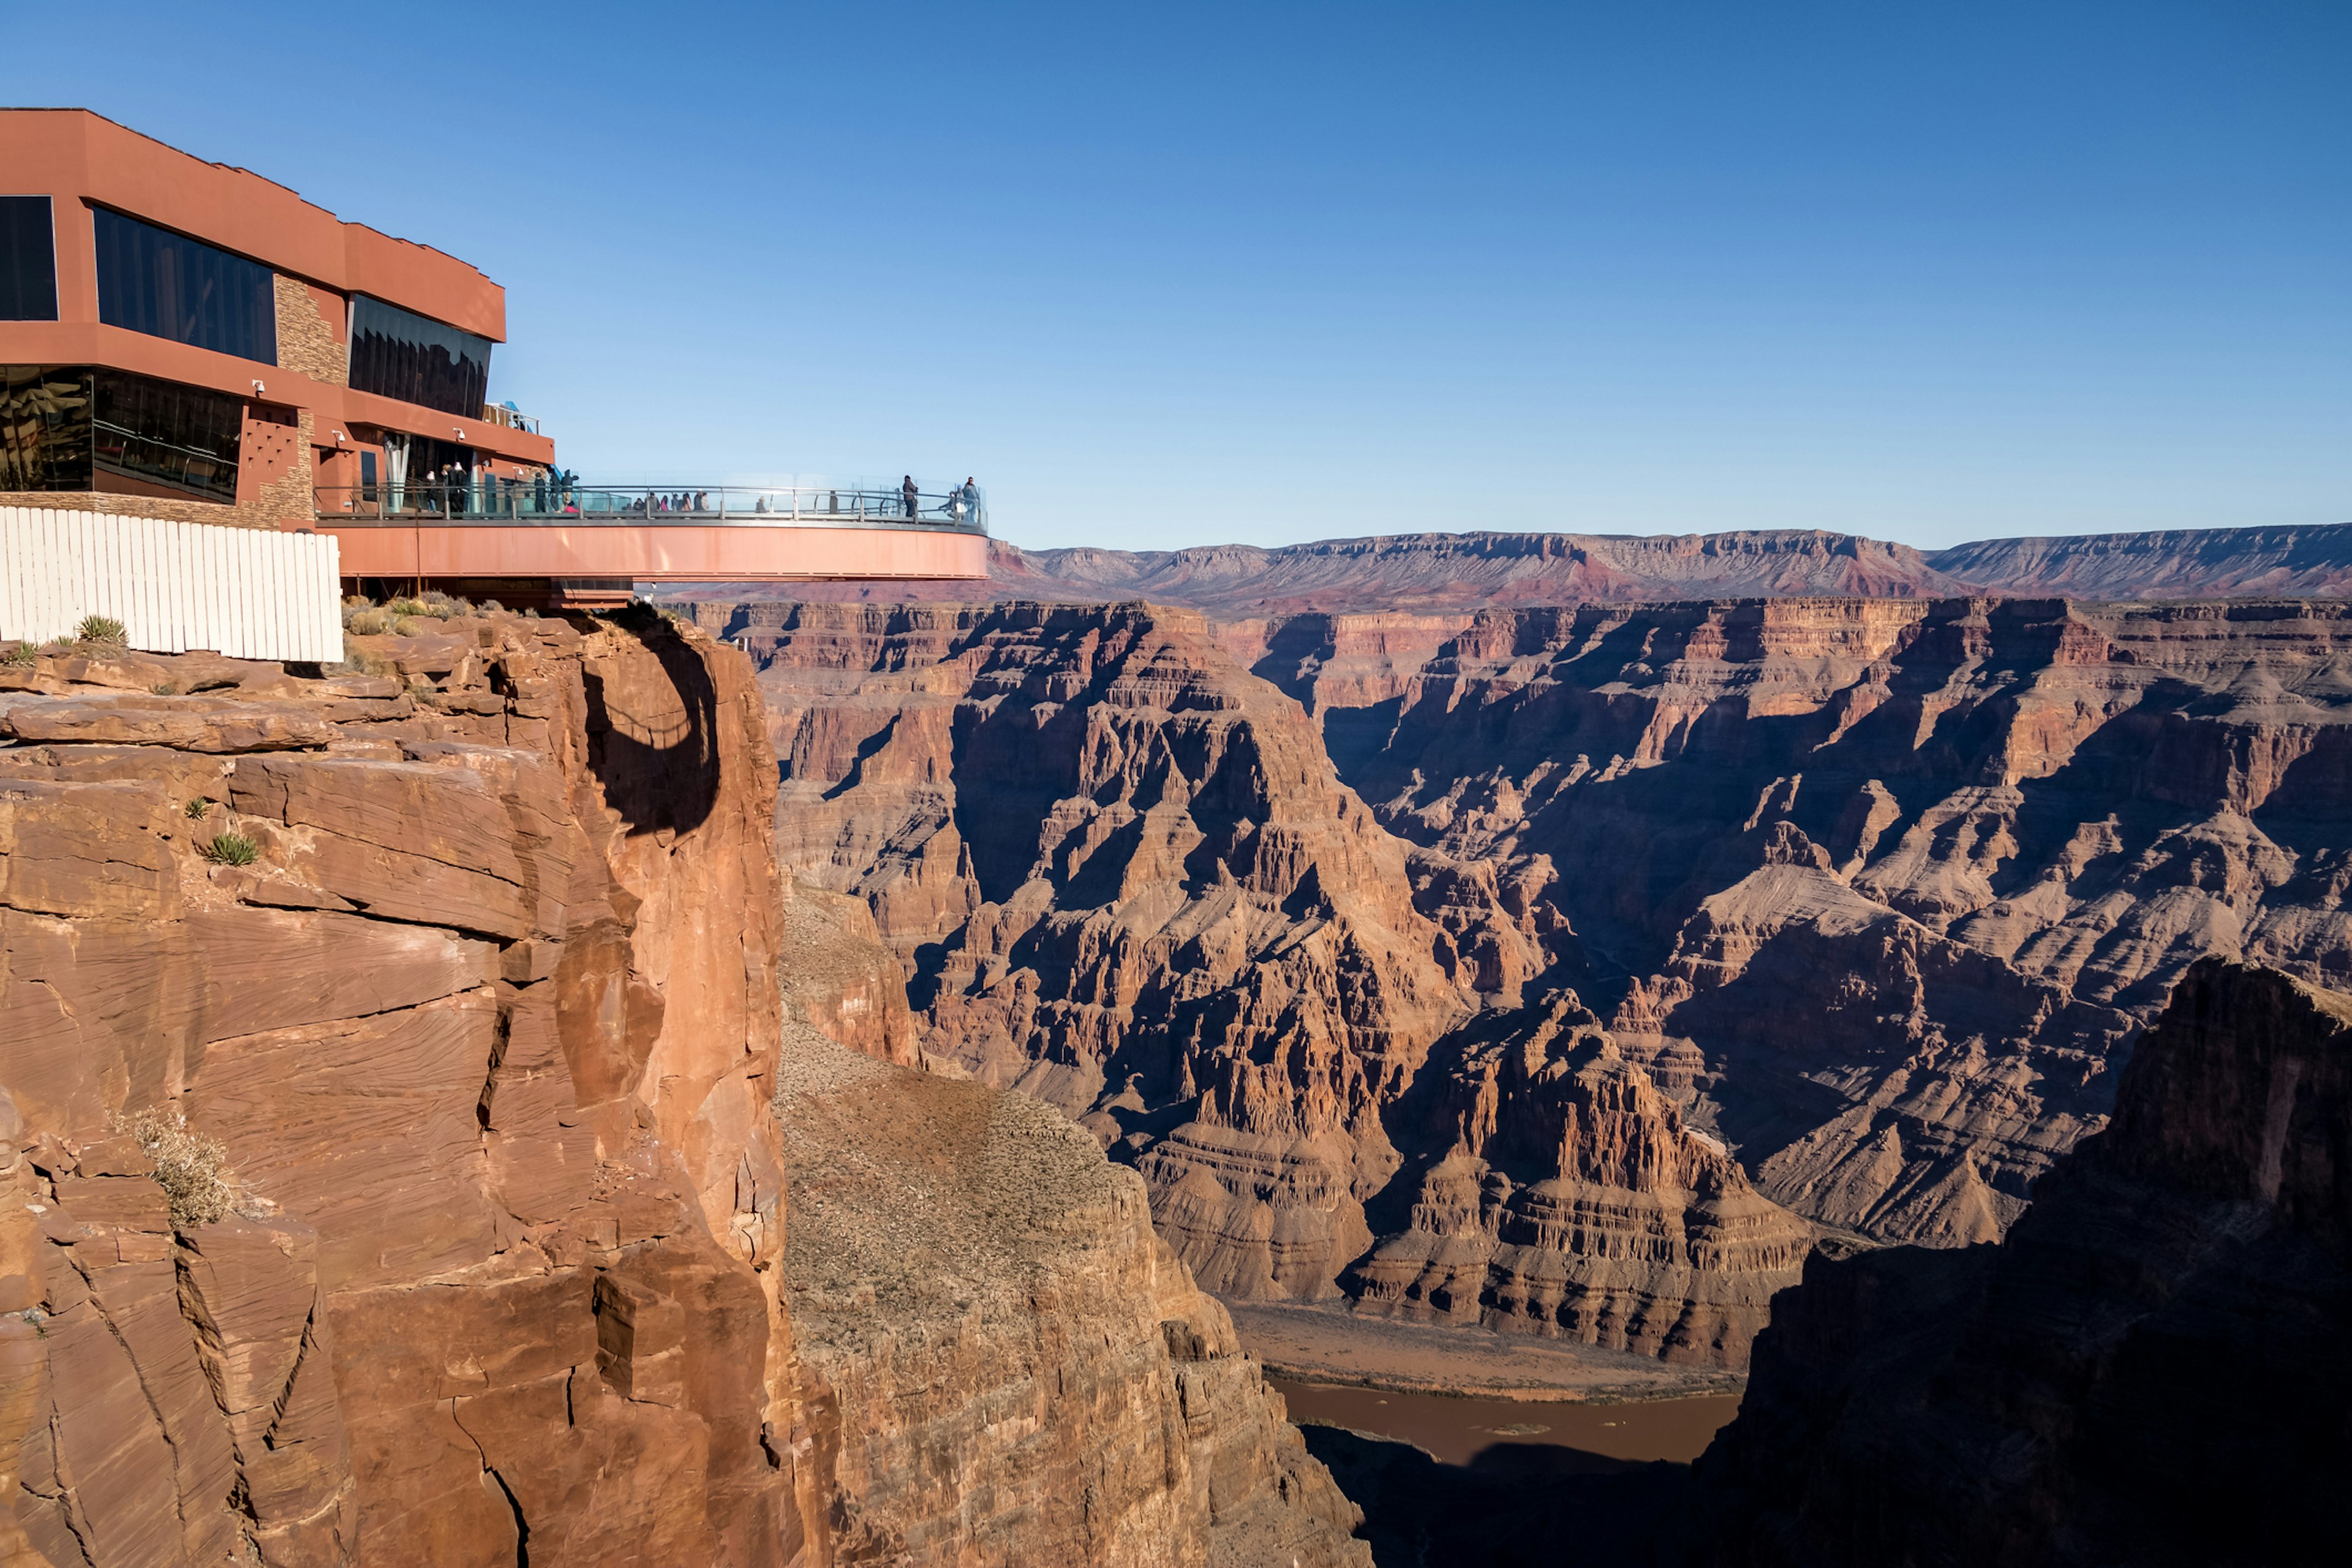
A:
[480,404,541,435]
[313,483,988,532]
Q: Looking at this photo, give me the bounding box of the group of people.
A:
[902,474,983,524]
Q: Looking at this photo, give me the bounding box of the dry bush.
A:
[344,607,393,636]
[121,1107,253,1227]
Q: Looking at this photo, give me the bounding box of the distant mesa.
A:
[672,519,2352,614]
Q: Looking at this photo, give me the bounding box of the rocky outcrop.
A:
[753,601,1812,1367]
[1685,959,2352,1567]
[775,1035,1371,1568]
[1346,995,1811,1363]
[0,611,814,1564]
[772,886,1370,1567]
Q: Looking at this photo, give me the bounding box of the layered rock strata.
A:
[0,612,815,1564]
[1346,995,1811,1363]
[748,600,1812,1365]
[774,1012,1371,1567]
[1685,959,2352,1567]
[1332,596,2352,1244]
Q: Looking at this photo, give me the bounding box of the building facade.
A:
[0,108,554,532]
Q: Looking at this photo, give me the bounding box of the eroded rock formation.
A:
[772,887,1370,1566]
[1685,958,2352,1567]
[0,612,814,1564]
[749,600,1812,1365]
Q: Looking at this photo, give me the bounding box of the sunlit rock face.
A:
[739,592,2352,1316]
[746,600,1817,1366]
[0,614,816,1566]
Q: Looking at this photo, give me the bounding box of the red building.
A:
[0,109,985,601]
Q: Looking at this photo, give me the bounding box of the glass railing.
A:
[313,483,988,532]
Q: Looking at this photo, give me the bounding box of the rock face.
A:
[0,614,815,1565]
[752,601,1811,1365]
[1329,596,2352,1246]
[674,519,2352,616]
[1346,995,1811,1364]
[1686,959,2352,1567]
[772,889,1371,1567]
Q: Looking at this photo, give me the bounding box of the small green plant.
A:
[1,642,35,666]
[198,831,259,866]
[183,797,209,820]
[75,614,127,645]
[121,1107,251,1227]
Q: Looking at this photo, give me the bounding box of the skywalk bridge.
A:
[314,483,990,606]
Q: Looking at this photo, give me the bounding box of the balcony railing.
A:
[314,483,988,532]
[480,403,541,435]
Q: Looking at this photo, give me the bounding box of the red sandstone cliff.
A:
[0,609,810,1564]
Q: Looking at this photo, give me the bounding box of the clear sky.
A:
[18,1,2350,552]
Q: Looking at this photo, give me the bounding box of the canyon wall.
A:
[747,601,1812,1365]
[0,611,815,1565]
[1684,958,2352,1567]
[772,887,1371,1567]
[728,592,2352,1365]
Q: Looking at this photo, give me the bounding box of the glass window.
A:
[92,206,277,364]
[347,295,491,417]
[91,368,243,503]
[0,365,92,489]
[0,199,58,322]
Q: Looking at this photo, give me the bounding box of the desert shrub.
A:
[333,634,396,677]
[198,831,260,866]
[418,590,472,617]
[183,797,209,819]
[478,599,505,614]
[75,614,128,645]
[1,642,35,666]
[121,1107,250,1227]
[151,681,179,696]
[390,616,426,636]
[385,596,432,617]
[345,607,394,636]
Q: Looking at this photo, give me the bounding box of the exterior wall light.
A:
[252,379,266,393]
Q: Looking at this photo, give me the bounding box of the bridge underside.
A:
[323,519,988,607]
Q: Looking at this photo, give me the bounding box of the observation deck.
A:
[314,483,990,603]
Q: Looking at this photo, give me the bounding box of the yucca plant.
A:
[198,831,260,866]
[75,614,127,645]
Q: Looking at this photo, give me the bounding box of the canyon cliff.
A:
[774,882,1371,1567]
[0,612,1376,1567]
[1685,958,2352,1567]
[725,592,2352,1364]
[747,601,1812,1365]
[0,609,811,1565]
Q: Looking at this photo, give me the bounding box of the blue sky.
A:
[19,1,2350,552]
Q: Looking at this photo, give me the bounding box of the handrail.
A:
[312,483,989,532]
[480,404,541,435]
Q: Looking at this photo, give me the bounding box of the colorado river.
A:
[1271,1377,1742,1466]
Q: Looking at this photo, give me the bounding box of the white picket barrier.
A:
[0,505,342,665]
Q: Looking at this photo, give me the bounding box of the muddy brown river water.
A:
[1271,1377,1742,1466]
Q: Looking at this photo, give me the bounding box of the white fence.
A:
[0,505,343,665]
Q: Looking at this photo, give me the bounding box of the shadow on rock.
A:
[1303,1426,1683,1568]
[579,610,720,836]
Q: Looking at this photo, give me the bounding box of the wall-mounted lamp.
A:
[453,427,466,439]
[251,379,266,394]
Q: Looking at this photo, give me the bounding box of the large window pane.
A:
[93,206,277,364]
[0,365,92,489]
[91,368,243,503]
[347,295,491,417]
[0,200,58,322]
